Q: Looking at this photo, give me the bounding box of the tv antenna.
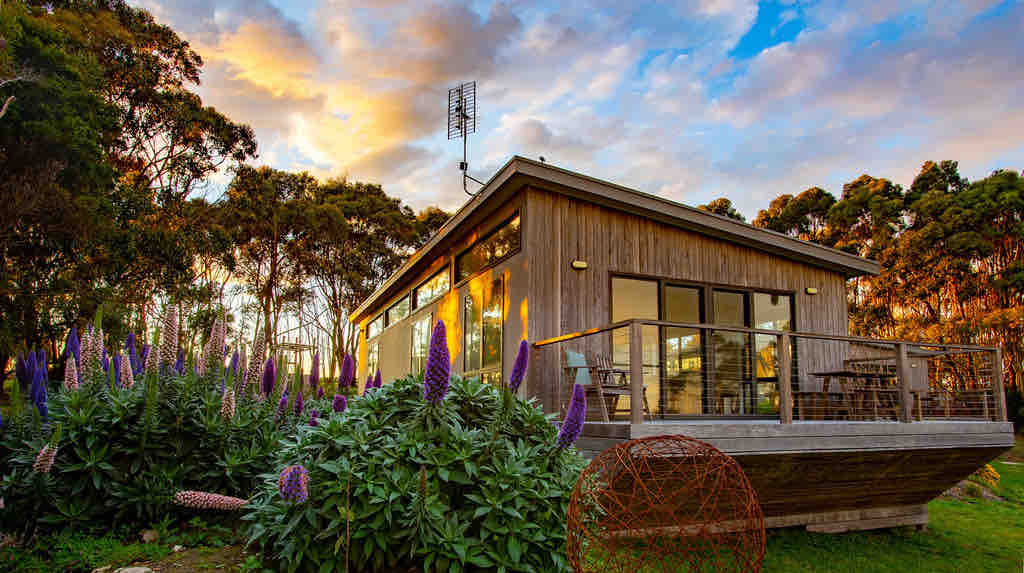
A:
[448,81,484,196]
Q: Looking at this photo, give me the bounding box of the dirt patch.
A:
[139,545,251,572]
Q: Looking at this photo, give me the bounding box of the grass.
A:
[0,531,171,573]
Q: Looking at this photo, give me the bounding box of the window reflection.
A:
[464,277,503,383]
[414,269,449,308]
[456,215,521,282]
[410,314,432,375]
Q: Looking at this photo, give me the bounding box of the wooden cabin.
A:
[351,156,1013,532]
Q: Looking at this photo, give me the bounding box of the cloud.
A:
[133,0,1024,220]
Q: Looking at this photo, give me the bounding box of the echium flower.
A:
[229,349,239,379]
[243,332,266,396]
[294,390,304,416]
[102,348,109,373]
[125,332,138,373]
[373,369,382,389]
[37,349,48,384]
[81,326,104,384]
[362,375,373,396]
[157,306,179,376]
[261,357,276,397]
[309,410,319,427]
[29,365,46,417]
[112,353,122,387]
[276,391,289,420]
[33,444,58,474]
[173,490,248,511]
[332,394,347,413]
[15,353,29,390]
[556,383,587,448]
[423,319,451,405]
[310,352,320,392]
[143,341,159,377]
[139,343,152,377]
[64,355,79,391]
[119,353,134,389]
[278,465,309,503]
[67,326,81,371]
[220,387,236,420]
[174,347,185,376]
[509,340,530,392]
[338,354,354,391]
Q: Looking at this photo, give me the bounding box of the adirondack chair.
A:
[564,349,650,422]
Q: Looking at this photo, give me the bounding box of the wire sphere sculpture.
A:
[566,435,765,573]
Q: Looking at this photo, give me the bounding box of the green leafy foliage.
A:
[0,367,283,534]
[244,374,587,573]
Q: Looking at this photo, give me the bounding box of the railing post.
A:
[777,333,793,424]
[629,321,644,425]
[897,343,913,422]
[993,347,1007,422]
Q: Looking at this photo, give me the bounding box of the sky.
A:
[135,0,1024,219]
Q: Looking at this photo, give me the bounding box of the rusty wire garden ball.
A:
[566,435,765,573]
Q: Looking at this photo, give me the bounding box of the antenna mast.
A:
[448,81,483,196]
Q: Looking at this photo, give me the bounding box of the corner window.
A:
[414,268,450,308]
[410,314,433,375]
[386,296,410,327]
[463,276,503,382]
[367,315,384,339]
[367,340,379,378]
[455,214,520,283]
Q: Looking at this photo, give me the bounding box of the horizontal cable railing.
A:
[533,319,1006,425]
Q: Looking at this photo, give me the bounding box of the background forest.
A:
[1,1,1021,398]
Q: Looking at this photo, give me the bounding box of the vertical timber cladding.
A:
[358,195,529,389]
[524,186,851,415]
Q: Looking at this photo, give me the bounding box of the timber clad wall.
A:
[524,186,850,414]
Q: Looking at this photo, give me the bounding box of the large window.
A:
[610,274,794,419]
[367,315,383,339]
[386,296,410,327]
[463,276,504,385]
[455,214,520,282]
[414,268,450,308]
[410,313,432,375]
[366,340,379,378]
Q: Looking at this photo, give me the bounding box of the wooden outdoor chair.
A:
[591,351,652,420]
[563,349,650,422]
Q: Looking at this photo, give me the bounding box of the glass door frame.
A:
[609,272,796,420]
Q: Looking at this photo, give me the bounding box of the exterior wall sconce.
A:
[570,260,588,270]
[805,287,819,295]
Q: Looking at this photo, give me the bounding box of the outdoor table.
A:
[807,369,900,420]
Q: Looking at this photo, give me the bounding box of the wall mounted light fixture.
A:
[805,287,819,295]
[570,260,589,270]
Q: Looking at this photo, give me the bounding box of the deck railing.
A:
[533,319,1007,425]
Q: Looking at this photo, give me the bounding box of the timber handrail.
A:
[535,318,1006,423]
[533,318,999,352]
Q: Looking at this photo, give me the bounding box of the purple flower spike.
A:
[29,364,45,408]
[68,326,81,370]
[338,354,354,390]
[137,344,150,377]
[509,340,529,392]
[113,354,122,387]
[230,350,239,376]
[174,347,185,376]
[102,350,110,373]
[362,376,373,396]
[373,369,382,389]
[423,320,451,405]
[310,353,320,391]
[556,383,587,448]
[332,394,347,413]
[294,391,304,416]
[37,349,48,384]
[276,391,289,420]
[15,353,28,390]
[309,410,319,426]
[125,332,137,369]
[278,465,309,503]
[261,357,276,397]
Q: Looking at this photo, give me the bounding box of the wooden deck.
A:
[576,420,1014,533]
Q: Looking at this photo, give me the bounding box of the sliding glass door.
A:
[610,275,793,418]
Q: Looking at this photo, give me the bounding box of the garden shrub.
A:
[0,315,320,535]
[244,373,588,573]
